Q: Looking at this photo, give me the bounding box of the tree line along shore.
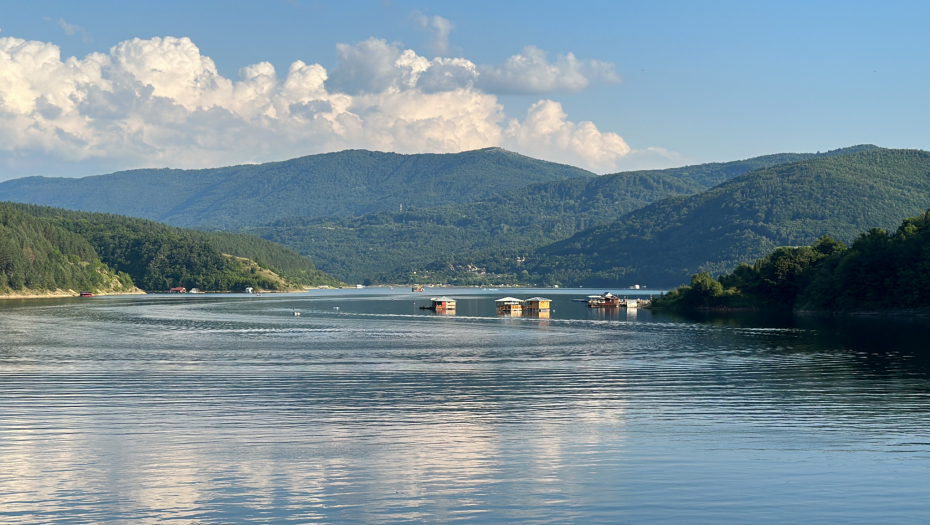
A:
[653,210,930,314]
[0,202,343,298]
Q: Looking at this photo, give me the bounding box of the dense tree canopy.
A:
[533,149,930,288]
[1,203,342,293]
[654,210,930,312]
[0,204,132,293]
[244,147,875,284]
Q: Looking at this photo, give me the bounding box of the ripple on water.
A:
[1,295,930,523]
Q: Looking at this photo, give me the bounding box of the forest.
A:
[531,149,930,288]
[0,203,341,294]
[245,146,877,284]
[0,148,595,228]
[654,209,930,312]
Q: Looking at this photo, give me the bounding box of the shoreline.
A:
[653,305,930,318]
[0,289,147,300]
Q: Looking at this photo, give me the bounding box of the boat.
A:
[79,291,94,297]
[412,285,424,292]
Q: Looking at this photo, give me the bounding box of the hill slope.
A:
[0,204,135,295]
[0,148,594,228]
[2,203,342,292]
[531,149,930,288]
[245,145,881,284]
[246,169,703,283]
[654,209,930,312]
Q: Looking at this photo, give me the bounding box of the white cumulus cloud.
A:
[477,45,621,94]
[504,100,630,170]
[0,32,634,179]
[411,12,454,56]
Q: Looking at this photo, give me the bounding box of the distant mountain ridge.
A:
[0,146,878,232]
[0,148,595,228]
[0,144,896,288]
[242,145,882,284]
[531,148,930,287]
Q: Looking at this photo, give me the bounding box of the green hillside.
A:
[0,148,594,228]
[655,209,930,312]
[245,145,881,284]
[645,144,877,188]
[0,204,134,295]
[245,170,702,284]
[531,149,930,288]
[2,203,342,293]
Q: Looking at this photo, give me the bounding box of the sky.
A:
[1,0,928,180]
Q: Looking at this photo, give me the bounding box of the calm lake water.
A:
[1,288,929,523]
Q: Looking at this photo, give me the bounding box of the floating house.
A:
[426,296,456,310]
[523,297,552,312]
[587,292,621,307]
[587,292,642,308]
[495,297,523,314]
[169,287,187,294]
[412,285,424,292]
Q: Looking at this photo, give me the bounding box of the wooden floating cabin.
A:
[169,286,187,294]
[523,297,551,312]
[495,297,523,314]
[421,296,456,311]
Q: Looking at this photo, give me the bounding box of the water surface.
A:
[1,288,929,523]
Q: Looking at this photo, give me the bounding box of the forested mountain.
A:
[0,146,876,233]
[0,145,894,288]
[0,148,594,228]
[1,203,341,294]
[531,149,930,288]
[655,209,930,312]
[0,204,133,295]
[244,145,881,284]
[643,144,877,188]
[245,170,702,283]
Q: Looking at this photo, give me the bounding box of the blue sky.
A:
[1,0,928,179]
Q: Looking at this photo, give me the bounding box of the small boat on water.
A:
[412,285,424,292]
[79,291,94,298]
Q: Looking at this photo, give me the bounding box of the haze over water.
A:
[1,289,929,523]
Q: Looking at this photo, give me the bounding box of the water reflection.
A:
[1,290,929,523]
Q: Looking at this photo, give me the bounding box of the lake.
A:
[1,288,929,523]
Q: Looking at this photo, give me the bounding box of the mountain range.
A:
[532,149,930,287]
[0,148,593,228]
[3,144,927,289]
